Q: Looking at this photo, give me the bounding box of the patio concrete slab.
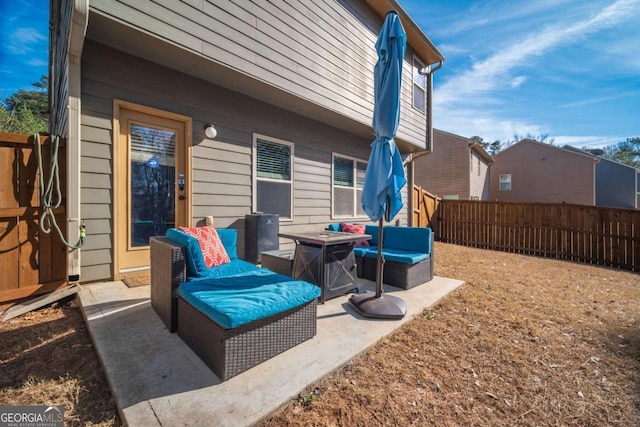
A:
[78,276,463,426]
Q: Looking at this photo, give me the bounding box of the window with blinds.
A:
[253,136,294,219]
[332,153,367,218]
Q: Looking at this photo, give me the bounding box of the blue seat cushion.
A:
[353,246,379,258]
[360,248,429,264]
[186,259,260,281]
[178,269,321,329]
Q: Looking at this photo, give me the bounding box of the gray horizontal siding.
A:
[79,41,410,281]
[89,0,427,148]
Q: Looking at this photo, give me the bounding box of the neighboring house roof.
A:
[494,138,599,163]
[563,144,639,171]
[469,141,494,164]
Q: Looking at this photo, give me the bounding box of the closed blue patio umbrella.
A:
[349,11,407,319]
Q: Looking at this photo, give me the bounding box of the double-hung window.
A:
[332,153,366,218]
[499,174,512,191]
[412,56,426,112]
[253,135,294,219]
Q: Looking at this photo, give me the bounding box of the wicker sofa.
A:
[150,227,320,381]
[327,224,434,289]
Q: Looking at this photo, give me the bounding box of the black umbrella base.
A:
[348,291,407,319]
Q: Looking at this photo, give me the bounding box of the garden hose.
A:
[34,133,84,250]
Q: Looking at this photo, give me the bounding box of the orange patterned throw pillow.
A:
[340,223,370,246]
[179,226,230,268]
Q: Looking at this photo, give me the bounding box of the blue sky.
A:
[1,0,638,148]
[400,0,640,147]
[0,0,48,99]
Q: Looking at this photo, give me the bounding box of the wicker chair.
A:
[150,236,318,381]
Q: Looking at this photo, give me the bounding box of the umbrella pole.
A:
[348,209,406,319]
[375,216,384,298]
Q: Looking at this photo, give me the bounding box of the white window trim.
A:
[499,173,512,191]
[412,55,426,113]
[331,152,369,220]
[252,133,295,221]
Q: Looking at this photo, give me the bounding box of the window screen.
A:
[332,153,367,218]
[255,137,293,219]
[413,56,426,112]
[500,174,512,191]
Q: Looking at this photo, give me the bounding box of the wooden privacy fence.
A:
[435,200,640,272]
[0,132,68,304]
[412,185,441,229]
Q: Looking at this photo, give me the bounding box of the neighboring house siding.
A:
[79,41,403,281]
[414,130,470,199]
[88,0,427,148]
[491,140,595,205]
[595,158,637,209]
[469,150,490,200]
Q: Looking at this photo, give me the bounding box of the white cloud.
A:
[434,107,546,142]
[434,0,640,108]
[509,76,527,88]
[556,91,639,109]
[429,0,640,143]
[554,135,626,148]
[8,28,47,55]
[26,58,48,67]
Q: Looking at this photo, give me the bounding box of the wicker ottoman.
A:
[177,297,317,381]
[362,256,433,290]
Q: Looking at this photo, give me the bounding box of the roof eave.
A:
[365,0,445,65]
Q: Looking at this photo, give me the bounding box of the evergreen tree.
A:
[602,138,640,168]
[1,75,48,134]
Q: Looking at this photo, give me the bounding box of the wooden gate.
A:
[412,185,441,229]
[0,132,68,304]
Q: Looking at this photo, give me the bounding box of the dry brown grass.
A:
[262,243,640,426]
[1,242,638,426]
[0,299,119,426]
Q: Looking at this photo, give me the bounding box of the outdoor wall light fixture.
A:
[204,124,218,139]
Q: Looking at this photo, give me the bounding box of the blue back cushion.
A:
[166,228,208,277]
[365,225,380,246]
[383,227,432,254]
[216,229,238,260]
[326,223,341,232]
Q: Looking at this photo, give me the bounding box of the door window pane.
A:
[130,124,175,246]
